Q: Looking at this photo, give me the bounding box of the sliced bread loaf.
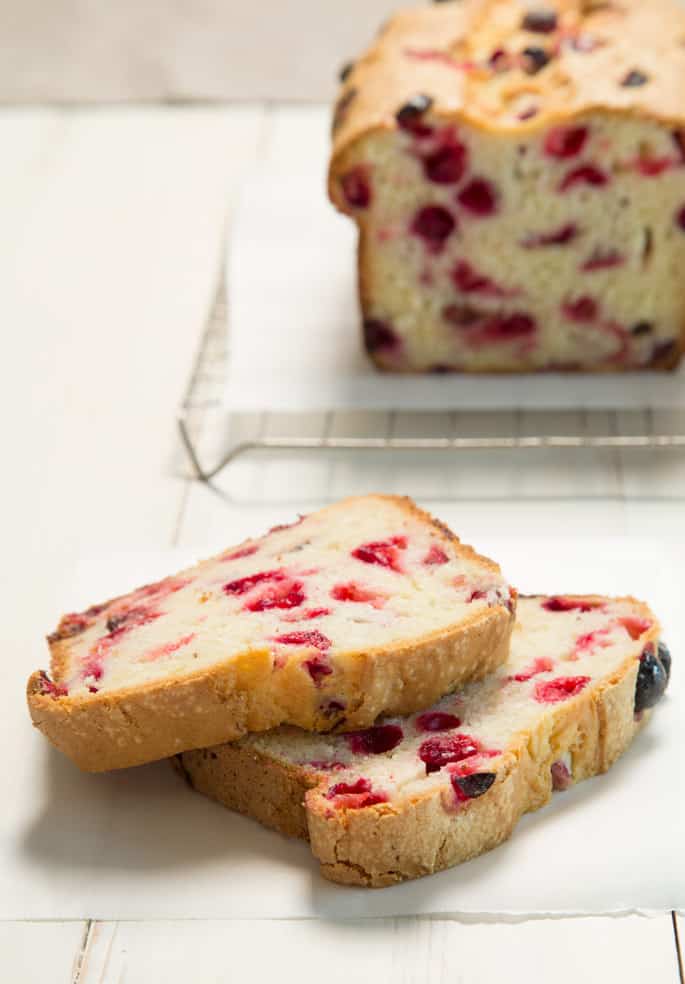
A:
[177,594,668,886]
[27,495,514,771]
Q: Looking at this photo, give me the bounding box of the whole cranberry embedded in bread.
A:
[422,139,468,184]
[419,732,481,773]
[559,165,609,192]
[352,535,408,572]
[340,166,372,208]
[534,676,590,704]
[346,724,404,755]
[326,778,387,809]
[411,205,456,252]
[415,711,460,732]
[457,178,498,216]
[544,126,589,159]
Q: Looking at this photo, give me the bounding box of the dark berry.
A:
[522,47,551,74]
[419,733,479,773]
[635,647,668,712]
[423,142,468,184]
[340,166,371,208]
[339,61,354,83]
[544,126,589,159]
[443,303,482,326]
[483,313,536,341]
[415,711,460,732]
[457,178,498,216]
[621,69,649,87]
[522,9,558,33]
[347,724,404,755]
[411,205,456,252]
[560,165,608,191]
[562,296,598,322]
[452,772,496,801]
[631,321,653,336]
[651,340,678,365]
[676,205,685,232]
[396,94,434,136]
[363,318,398,353]
[657,641,672,684]
[550,761,572,791]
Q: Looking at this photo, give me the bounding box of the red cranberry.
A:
[106,606,160,637]
[619,616,652,640]
[457,178,498,216]
[411,205,456,252]
[363,318,399,353]
[483,313,536,341]
[522,8,558,33]
[396,94,434,137]
[562,296,598,322]
[39,672,68,698]
[543,596,600,613]
[352,536,407,573]
[415,711,461,732]
[544,126,589,159]
[246,580,305,612]
[418,733,480,773]
[347,724,404,755]
[521,223,579,247]
[331,581,384,605]
[551,761,572,790]
[559,165,608,191]
[676,205,685,232]
[636,157,673,177]
[452,772,496,802]
[422,544,449,566]
[423,141,468,184]
[326,778,387,809]
[224,569,284,596]
[452,260,507,296]
[341,166,371,208]
[304,656,333,684]
[534,676,590,704]
[581,248,625,271]
[509,656,554,682]
[274,630,331,650]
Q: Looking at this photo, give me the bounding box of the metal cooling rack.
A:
[178,260,685,484]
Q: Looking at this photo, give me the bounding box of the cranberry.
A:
[543,596,601,613]
[635,646,668,712]
[562,296,598,322]
[363,318,399,353]
[619,616,652,640]
[522,47,551,74]
[522,8,558,33]
[304,656,333,684]
[341,166,371,208]
[636,157,673,177]
[106,606,160,637]
[581,248,625,271]
[457,178,498,216]
[452,260,507,296]
[521,223,578,248]
[222,544,258,561]
[347,724,404,755]
[423,141,468,184]
[657,641,672,684]
[551,760,572,791]
[652,340,678,364]
[509,656,554,682]
[422,544,449,566]
[82,657,104,682]
[544,126,588,159]
[352,536,407,573]
[411,205,456,252]
[326,778,387,809]
[246,580,305,612]
[452,772,496,802]
[396,94,434,136]
[534,676,590,704]
[274,630,331,650]
[331,581,384,605]
[559,165,608,191]
[415,711,460,732]
[675,205,685,232]
[621,69,649,87]
[224,569,284,596]
[483,313,536,341]
[419,733,480,773]
[39,672,68,698]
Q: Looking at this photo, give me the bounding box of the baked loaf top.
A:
[331,0,685,179]
[27,495,514,771]
[180,594,668,885]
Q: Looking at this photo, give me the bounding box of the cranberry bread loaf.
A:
[330,0,685,372]
[178,594,669,886]
[27,495,514,771]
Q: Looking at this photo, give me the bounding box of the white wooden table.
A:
[2,104,683,983]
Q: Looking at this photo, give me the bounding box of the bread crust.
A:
[27,495,515,772]
[178,597,659,887]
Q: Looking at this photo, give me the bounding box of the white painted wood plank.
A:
[0,921,86,984]
[81,916,679,984]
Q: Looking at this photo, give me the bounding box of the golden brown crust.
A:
[330,0,685,203]
[178,597,659,887]
[27,494,515,772]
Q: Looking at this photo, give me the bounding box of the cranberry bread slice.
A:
[27,495,514,772]
[330,0,685,372]
[178,594,669,886]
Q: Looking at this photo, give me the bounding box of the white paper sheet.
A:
[5,515,684,919]
[226,173,685,412]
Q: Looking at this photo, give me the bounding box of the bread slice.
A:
[27,495,514,771]
[177,594,668,886]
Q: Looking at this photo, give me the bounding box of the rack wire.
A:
[178,255,685,484]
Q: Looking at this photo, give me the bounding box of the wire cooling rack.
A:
[178,260,685,484]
